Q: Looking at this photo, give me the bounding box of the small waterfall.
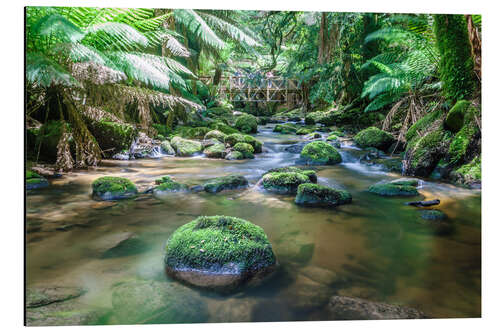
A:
[147,145,163,158]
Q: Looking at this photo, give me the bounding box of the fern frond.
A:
[174,9,226,50]
[26,53,80,87]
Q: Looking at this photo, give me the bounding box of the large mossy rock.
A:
[295,183,352,207]
[368,178,419,197]
[111,280,208,324]
[203,143,227,159]
[445,100,469,132]
[447,103,481,166]
[153,176,189,196]
[89,121,137,155]
[160,140,175,155]
[234,114,258,134]
[164,216,277,292]
[170,136,202,157]
[204,130,227,143]
[233,142,254,159]
[203,175,249,193]
[92,176,138,200]
[404,128,448,177]
[449,155,481,187]
[353,127,394,151]
[225,133,263,153]
[300,141,342,165]
[26,171,49,190]
[273,123,297,134]
[264,166,317,183]
[210,121,240,135]
[261,171,312,194]
[326,296,427,320]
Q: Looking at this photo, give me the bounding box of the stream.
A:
[26,123,481,323]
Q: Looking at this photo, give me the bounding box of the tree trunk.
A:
[465,15,481,81]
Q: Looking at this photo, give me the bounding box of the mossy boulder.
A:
[273,124,297,134]
[368,179,419,197]
[204,130,227,143]
[305,132,321,140]
[26,171,49,190]
[304,111,325,125]
[353,127,394,151]
[210,121,240,135]
[300,141,342,165]
[92,176,138,200]
[225,151,244,160]
[164,216,277,291]
[203,143,227,159]
[160,140,175,155]
[445,100,470,132]
[225,133,246,147]
[450,155,481,187]
[263,167,317,183]
[170,136,202,157]
[404,128,447,177]
[153,176,189,195]
[261,171,312,194]
[90,121,137,155]
[111,280,208,324]
[203,175,249,193]
[242,135,263,153]
[234,114,258,134]
[296,128,313,135]
[233,142,254,159]
[295,183,352,207]
[447,104,480,166]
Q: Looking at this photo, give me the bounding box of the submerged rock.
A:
[203,175,249,193]
[295,183,352,208]
[26,171,49,190]
[284,142,308,154]
[164,216,277,292]
[91,176,138,201]
[353,127,394,152]
[300,141,342,165]
[325,296,427,320]
[111,279,208,324]
[100,236,151,259]
[170,136,202,157]
[406,209,453,235]
[368,178,419,197]
[261,171,312,194]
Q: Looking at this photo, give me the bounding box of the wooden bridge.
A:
[199,76,303,105]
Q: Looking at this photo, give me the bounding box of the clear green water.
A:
[26,124,481,323]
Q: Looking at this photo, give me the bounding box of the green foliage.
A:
[453,155,481,181]
[448,104,479,165]
[433,14,475,102]
[164,216,276,271]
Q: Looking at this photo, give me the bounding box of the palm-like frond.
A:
[174,9,226,50]
[26,53,80,87]
[197,12,261,47]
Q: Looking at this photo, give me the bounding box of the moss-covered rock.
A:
[225,133,246,147]
[296,128,313,135]
[203,175,249,193]
[447,104,480,166]
[225,151,244,160]
[204,130,227,143]
[203,143,227,159]
[368,179,419,197]
[295,183,352,207]
[160,140,175,155]
[111,280,208,324]
[305,132,321,140]
[263,167,317,183]
[210,121,240,135]
[233,142,254,159]
[273,124,297,134]
[326,134,338,141]
[450,155,481,187]
[153,176,189,195]
[405,128,447,177]
[360,157,403,173]
[445,100,469,132]
[261,171,312,194]
[242,135,263,153]
[300,141,342,165]
[234,114,258,134]
[170,136,202,157]
[164,216,277,291]
[304,111,325,125]
[90,121,137,155]
[92,176,138,200]
[353,127,394,151]
[26,171,49,190]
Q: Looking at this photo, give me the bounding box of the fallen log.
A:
[405,199,440,207]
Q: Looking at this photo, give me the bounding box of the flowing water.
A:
[26,123,481,324]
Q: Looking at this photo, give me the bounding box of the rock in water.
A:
[300,141,342,165]
[164,216,277,292]
[111,280,208,324]
[368,178,420,197]
[170,136,202,157]
[203,175,248,193]
[152,176,189,196]
[91,176,138,201]
[261,171,312,194]
[326,296,427,320]
[26,171,49,190]
[295,183,352,207]
[353,127,395,152]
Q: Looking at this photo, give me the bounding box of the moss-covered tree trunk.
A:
[433,14,476,102]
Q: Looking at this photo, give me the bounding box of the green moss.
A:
[90,121,136,153]
[273,124,297,134]
[233,143,254,159]
[353,127,394,151]
[448,105,479,165]
[92,176,137,200]
[409,129,445,170]
[203,143,226,158]
[156,181,189,193]
[445,100,470,132]
[389,178,419,186]
[234,114,258,134]
[261,172,311,194]
[296,128,313,135]
[204,130,227,142]
[453,155,481,182]
[26,171,41,179]
[264,167,317,183]
[165,216,276,272]
[406,109,444,143]
[300,141,342,165]
[368,183,419,197]
[304,111,324,125]
[326,134,338,141]
[170,136,202,157]
[434,14,476,101]
[225,151,244,160]
[203,175,248,193]
[295,183,352,207]
[243,135,263,153]
[225,133,245,147]
[210,122,240,135]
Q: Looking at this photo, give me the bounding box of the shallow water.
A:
[26,123,481,323]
